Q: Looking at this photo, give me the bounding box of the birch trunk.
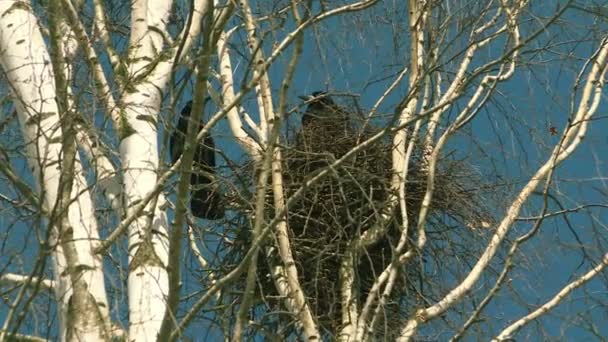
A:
[0,1,110,340]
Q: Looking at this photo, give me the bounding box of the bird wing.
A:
[170,117,189,164]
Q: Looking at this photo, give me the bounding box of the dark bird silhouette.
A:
[299,91,348,128]
[294,91,354,173]
[170,101,224,220]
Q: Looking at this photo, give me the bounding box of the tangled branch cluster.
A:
[225,99,496,337]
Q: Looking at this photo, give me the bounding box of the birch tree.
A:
[0,0,607,341]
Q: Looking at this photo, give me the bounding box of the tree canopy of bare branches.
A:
[0,0,607,341]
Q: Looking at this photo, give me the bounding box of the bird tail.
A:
[191,187,224,220]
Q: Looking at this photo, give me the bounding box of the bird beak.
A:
[298,95,312,101]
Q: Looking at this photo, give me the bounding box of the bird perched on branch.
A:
[170,101,224,220]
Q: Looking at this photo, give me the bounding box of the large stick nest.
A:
[224,102,497,338]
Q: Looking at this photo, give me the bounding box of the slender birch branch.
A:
[450,132,566,341]
[217,26,262,160]
[516,204,608,221]
[159,3,214,338]
[0,273,55,291]
[0,330,48,342]
[234,0,320,338]
[233,131,275,341]
[92,0,120,71]
[74,125,122,215]
[398,35,608,341]
[51,2,123,217]
[186,223,218,293]
[59,0,121,130]
[493,253,608,341]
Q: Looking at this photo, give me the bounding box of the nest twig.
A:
[223,103,497,338]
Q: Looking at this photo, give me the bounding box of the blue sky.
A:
[1,1,607,340]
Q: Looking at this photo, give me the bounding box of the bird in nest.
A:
[299,91,350,132]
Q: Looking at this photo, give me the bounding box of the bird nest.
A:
[224,112,496,338]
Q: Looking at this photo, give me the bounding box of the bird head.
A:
[180,98,212,119]
[299,91,338,112]
[299,91,349,129]
[299,91,332,102]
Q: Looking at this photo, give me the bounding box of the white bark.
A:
[217,28,262,161]
[0,1,110,340]
[235,0,320,339]
[493,254,608,341]
[0,0,601,340]
[121,0,191,339]
[0,274,55,291]
[398,34,608,341]
[122,48,170,342]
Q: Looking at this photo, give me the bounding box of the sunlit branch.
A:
[493,253,608,341]
[398,34,608,341]
[0,273,54,291]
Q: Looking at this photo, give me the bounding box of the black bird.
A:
[170,101,224,220]
[295,91,353,172]
[299,91,349,129]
